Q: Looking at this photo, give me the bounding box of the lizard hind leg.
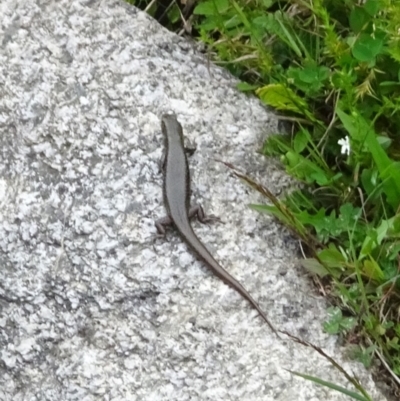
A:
[155,215,173,238]
[189,204,223,224]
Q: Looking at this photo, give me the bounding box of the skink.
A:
[156,113,276,334]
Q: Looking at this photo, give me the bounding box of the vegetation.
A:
[129,0,400,397]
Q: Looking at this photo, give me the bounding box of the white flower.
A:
[338,136,350,156]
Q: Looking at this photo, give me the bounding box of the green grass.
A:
[128,0,400,397]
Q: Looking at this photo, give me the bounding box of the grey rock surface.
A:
[0,0,388,400]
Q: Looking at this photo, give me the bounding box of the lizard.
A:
[155,113,277,334]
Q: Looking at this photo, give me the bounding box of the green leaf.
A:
[352,33,383,62]
[301,258,330,277]
[324,319,340,334]
[194,0,229,15]
[349,7,371,33]
[359,231,377,259]
[224,15,242,29]
[230,0,252,31]
[251,15,269,41]
[331,70,358,91]
[349,345,376,368]
[298,63,330,84]
[364,0,381,16]
[293,129,310,153]
[262,0,273,7]
[324,307,356,334]
[360,168,379,197]
[336,108,364,141]
[287,63,330,95]
[288,371,371,401]
[336,109,400,209]
[252,15,270,30]
[364,153,400,212]
[237,82,258,92]
[388,214,400,236]
[341,317,357,330]
[198,18,220,31]
[285,151,331,185]
[363,258,384,281]
[273,11,303,57]
[376,135,392,149]
[318,244,346,269]
[359,218,395,259]
[256,84,310,114]
[386,243,400,260]
[339,203,362,227]
[167,4,182,24]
